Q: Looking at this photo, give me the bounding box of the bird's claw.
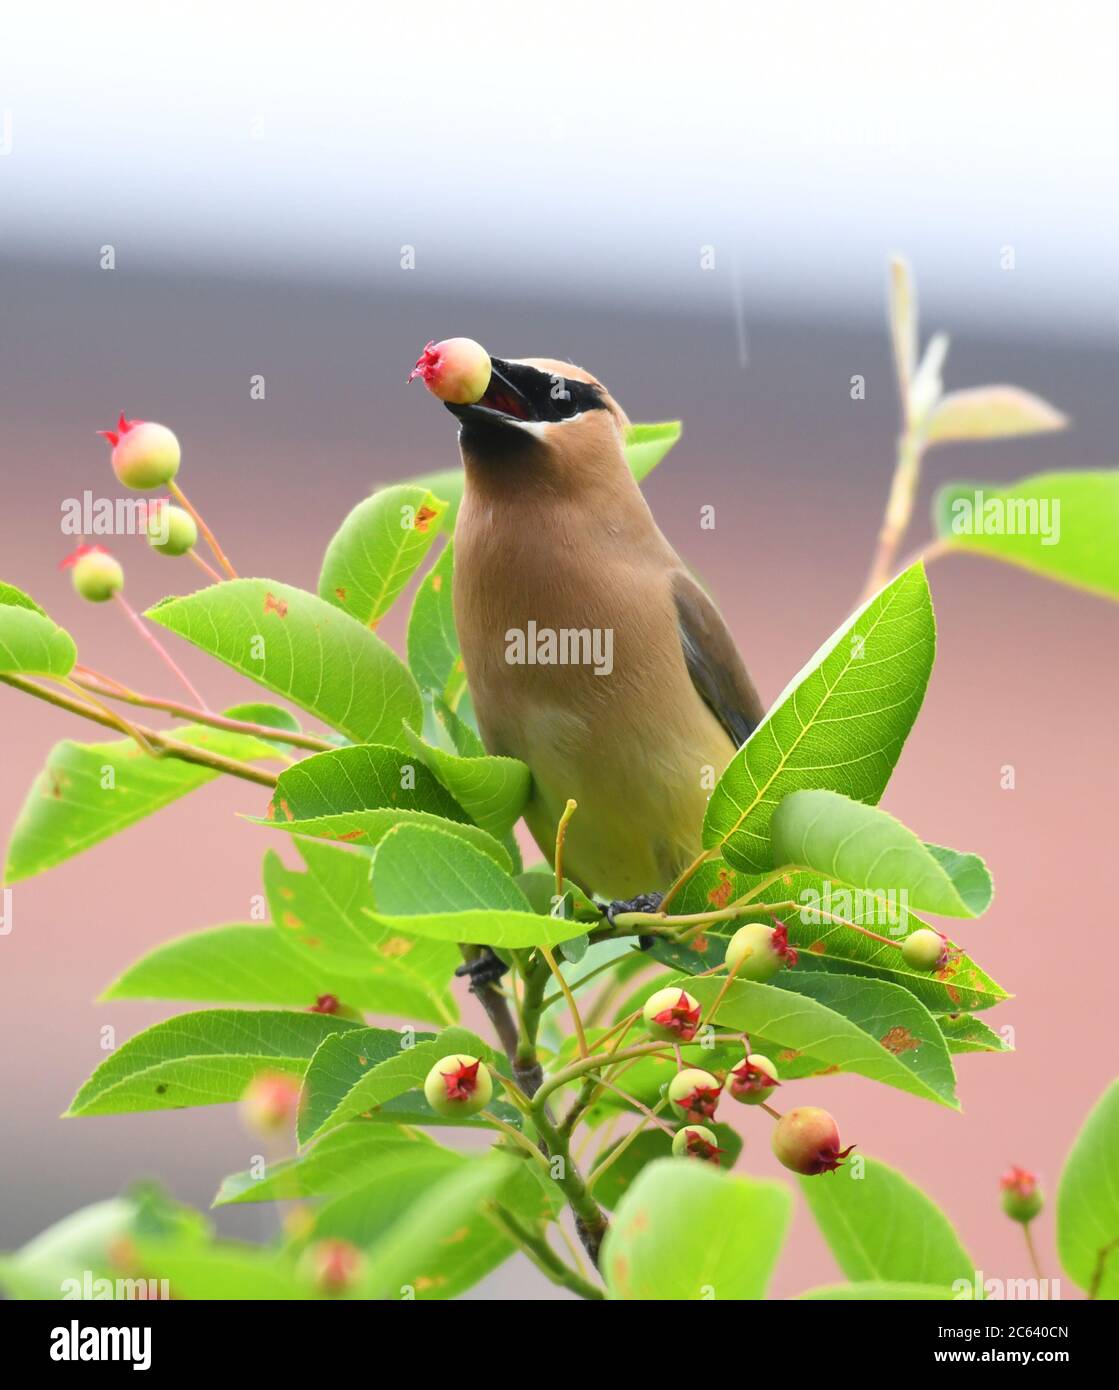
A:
[454,947,511,991]
[601,892,664,951]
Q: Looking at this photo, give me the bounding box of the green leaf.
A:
[704,564,935,873]
[661,862,1008,1013]
[589,1125,742,1211]
[214,1124,444,1205]
[298,1024,494,1142]
[147,579,421,747]
[318,484,447,627]
[258,808,512,872]
[365,822,585,948]
[1057,1077,1119,1298]
[267,743,467,822]
[130,1239,306,1300]
[602,1159,791,1300]
[262,838,459,1024]
[0,582,76,677]
[100,922,435,1016]
[4,724,281,884]
[406,542,465,702]
[926,386,1067,445]
[799,1281,960,1300]
[934,472,1119,602]
[0,1186,206,1300]
[770,789,993,917]
[66,1009,361,1117]
[687,972,959,1107]
[624,421,682,481]
[938,1014,1011,1054]
[800,1154,974,1286]
[403,468,466,529]
[403,725,530,837]
[359,1154,519,1299]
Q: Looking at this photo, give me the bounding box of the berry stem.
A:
[70,668,333,751]
[0,674,280,788]
[591,1077,676,1135]
[168,480,238,580]
[185,546,224,585]
[539,944,590,1059]
[484,1204,604,1300]
[586,1097,671,1193]
[480,1111,550,1166]
[658,845,716,913]
[59,677,158,755]
[1022,1221,1044,1283]
[112,591,209,709]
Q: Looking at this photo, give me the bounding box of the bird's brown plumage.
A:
[452,356,763,900]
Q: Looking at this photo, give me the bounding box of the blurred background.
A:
[1,1,1116,1298]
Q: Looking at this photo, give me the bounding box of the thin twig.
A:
[169,479,238,580]
[113,590,209,708]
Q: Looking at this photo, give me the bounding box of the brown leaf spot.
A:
[691,933,709,954]
[814,1063,841,1076]
[707,869,734,909]
[380,936,414,959]
[414,505,439,532]
[809,939,826,954]
[441,1226,471,1245]
[414,1275,447,1291]
[281,911,302,930]
[337,829,365,842]
[431,573,443,593]
[334,586,348,601]
[778,1049,802,1062]
[880,1026,920,1055]
[264,591,288,618]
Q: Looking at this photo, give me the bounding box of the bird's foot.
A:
[600,891,664,951]
[454,947,510,991]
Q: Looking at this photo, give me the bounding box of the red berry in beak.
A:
[1000,1166,1043,1223]
[642,987,702,1043]
[408,338,492,404]
[726,1052,780,1105]
[667,1068,723,1123]
[423,1053,493,1118]
[772,1106,854,1175]
[671,1125,724,1163]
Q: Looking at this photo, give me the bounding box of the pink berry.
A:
[240,1070,302,1134]
[99,414,181,490]
[408,338,492,404]
[772,1106,854,1175]
[1000,1166,1043,1223]
[61,544,124,602]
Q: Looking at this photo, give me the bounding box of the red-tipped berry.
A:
[409,338,492,404]
[724,921,797,981]
[61,544,124,602]
[240,1070,302,1134]
[726,1052,780,1105]
[100,414,181,490]
[145,501,197,556]
[1000,1166,1043,1224]
[298,1237,365,1296]
[671,1125,724,1163]
[642,987,702,1043]
[901,927,949,972]
[667,1067,722,1123]
[772,1106,854,1175]
[423,1053,493,1119]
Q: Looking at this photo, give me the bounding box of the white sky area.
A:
[1,1,1116,333]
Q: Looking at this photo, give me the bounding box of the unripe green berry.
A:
[423,1053,493,1119]
[241,1070,302,1134]
[724,922,797,982]
[772,1105,854,1175]
[100,415,181,489]
[901,927,948,972]
[726,1052,779,1105]
[298,1237,365,1296]
[1000,1167,1043,1224]
[642,987,702,1043]
[671,1125,723,1163]
[146,502,197,556]
[65,545,124,602]
[667,1067,722,1123]
[408,337,492,404]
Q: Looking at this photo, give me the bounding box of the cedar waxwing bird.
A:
[434,353,765,918]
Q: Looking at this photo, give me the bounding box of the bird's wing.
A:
[671,569,765,748]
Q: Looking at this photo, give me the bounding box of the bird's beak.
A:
[445,357,555,432]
